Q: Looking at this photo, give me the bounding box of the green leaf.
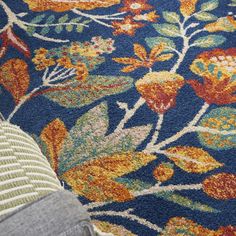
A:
[201,0,219,11]
[76,25,84,33]
[58,103,152,174]
[66,24,73,32]
[40,26,50,35]
[46,15,55,24]
[198,107,236,150]
[194,12,217,21]
[26,26,36,36]
[157,192,219,213]
[153,23,180,37]
[55,25,63,34]
[31,14,45,24]
[163,11,180,23]
[192,35,226,48]
[44,75,134,108]
[70,17,82,23]
[58,14,69,23]
[145,36,176,52]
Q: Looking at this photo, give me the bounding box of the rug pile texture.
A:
[0,0,236,235]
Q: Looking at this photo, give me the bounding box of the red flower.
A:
[188,48,236,105]
[119,0,153,14]
[135,71,184,114]
[112,16,145,36]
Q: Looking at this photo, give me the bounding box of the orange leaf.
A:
[161,217,216,236]
[149,43,165,59]
[62,170,133,202]
[155,53,174,62]
[203,173,236,200]
[121,65,140,73]
[133,43,148,61]
[166,146,223,173]
[112,57,141,65]
[0,59,30,104]
[40,119,68,173]
[23,0,121,12]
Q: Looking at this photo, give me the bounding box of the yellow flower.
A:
[179,0,198,17]
[57,56,74,69]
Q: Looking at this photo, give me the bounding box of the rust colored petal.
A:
[136,71,184,113]
[153,162,174,182]
[203,173,236,200]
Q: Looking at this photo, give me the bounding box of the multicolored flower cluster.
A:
[112,0,159,36]
[32,37,115,80]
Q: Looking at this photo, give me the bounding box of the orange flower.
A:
[188,48,236,105]
[113,43,173,72]
[133,11,160,22]
[57,56,74,69]
[23,0,121,12]
[179,0,198,17]
[112,16,145,36]
[135,71,184,114]
[119,0,153,14]
[76,63,88,81]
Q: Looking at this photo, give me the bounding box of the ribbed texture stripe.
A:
[0,122,62,216]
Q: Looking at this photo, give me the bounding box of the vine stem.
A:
[146,114,164,149]
[72,9,125,28]
[0,1,69,43]
[145,102,210,152]
[90,208,163,233]
[133,183,202,197]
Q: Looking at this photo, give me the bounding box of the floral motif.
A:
[135,71,184,113]
[205,16,236,32]
[119,0,153,14]
[113,43,173,72]
[112,16,145,36]
[188,48,236,105]
[179,0,198,17]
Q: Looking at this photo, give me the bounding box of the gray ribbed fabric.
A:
[0,190,95,236]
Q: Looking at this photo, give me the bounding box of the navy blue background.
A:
[1,0,236,235]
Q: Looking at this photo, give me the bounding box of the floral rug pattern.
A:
[0,0,236,235]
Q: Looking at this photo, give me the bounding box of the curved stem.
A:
[7,86,43,122]
[90,208,163,233]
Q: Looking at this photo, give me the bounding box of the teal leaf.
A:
[194,12,218,21]
[153,23,180,37]
[58,103,152,174]
[201,0,219,11]
[26,26,36,36]
[198,107,236,150]
[44,75,134,108]
[58,14,69,23]
[145,36,176,52]
[192,35,226,48]
[157,192,219,213]
[40,26,50,35]
[163,11,180,23]
[46,15,55,24]
[30,14,45,24]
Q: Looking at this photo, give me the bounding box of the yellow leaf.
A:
[149,43,165,59]
[78,152,157,179]
[40,119,68,173]
[133,43,147,61]
[23,0,121,12]
[121,65,139,73]
[161,217,216,236]
[93,220,137,236]
[166,146,223,173]
[179,0,198,17]
[155,53,174,62]
[0,59,30,104]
